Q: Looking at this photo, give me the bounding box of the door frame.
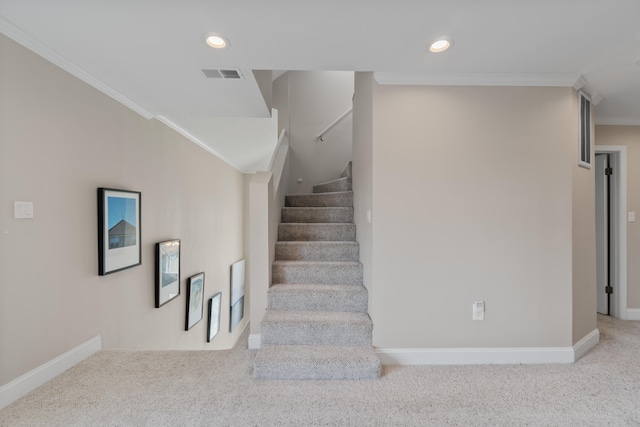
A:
[595,145,628,320]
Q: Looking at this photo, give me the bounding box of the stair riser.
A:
[281,207,353,223]
[268,291,368,312]
[285,192,353,208]
[278,224,356,241]
[260,322,373,346]
[272,264,363,285]
[275,242,359,261]
[312,177,352,194]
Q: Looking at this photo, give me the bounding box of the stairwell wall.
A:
[356,79,584,349]
[352,72,375,308]
[277,71,354,194]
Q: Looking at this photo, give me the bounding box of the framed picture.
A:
[155,239,180,308]
[230,259,245,332]
[186,272,205,330]
[97,188,141,275]
[207,292,222,342]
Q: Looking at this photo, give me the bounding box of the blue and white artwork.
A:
[107,197,137,249]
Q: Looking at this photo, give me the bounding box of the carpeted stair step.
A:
[254,344,381,380]
[282,206,354,223]
[275,241,359,261]
[272,261,363,285]
[260,310,373,346]
[279,223,356,241]
[285,191,353,208]
[312,177,352,194]
[267,284,368,312]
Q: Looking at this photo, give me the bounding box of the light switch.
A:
[14,201,34,219]
[629,212,636,222]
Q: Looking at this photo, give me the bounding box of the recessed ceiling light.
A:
[205,35,228,49]
[428,37,454,53]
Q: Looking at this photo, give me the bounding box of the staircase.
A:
[253,163,382,380]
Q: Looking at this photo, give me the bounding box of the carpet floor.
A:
[1,315,639,426]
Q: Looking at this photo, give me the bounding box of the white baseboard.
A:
[248,334,261,350]
[0,335,101,410]
[377,346,574,365]
[377,330,600,366]
[627,308,640,320]
[573,328,600,361]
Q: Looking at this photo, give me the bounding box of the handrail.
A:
[316,107,352,141]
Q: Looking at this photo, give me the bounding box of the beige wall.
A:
[596,125,640,309]
[572,92,597,344]
[360,81,580,348]
[352,73,374,306]
[286,71,354,194]
[0,34,246,387]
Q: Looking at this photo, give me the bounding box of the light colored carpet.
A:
[1,315,639,426]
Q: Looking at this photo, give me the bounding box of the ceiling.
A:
[1,1,639,170]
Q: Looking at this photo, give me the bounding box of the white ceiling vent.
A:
[202,69,243,79]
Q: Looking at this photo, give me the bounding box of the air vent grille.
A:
[202,69,243,79]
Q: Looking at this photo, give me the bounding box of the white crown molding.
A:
[155,116,242,172]
[0,17,154,120]
[0,335,101,410]
[373,71,584,88]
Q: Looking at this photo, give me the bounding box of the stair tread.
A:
[262,309,371,324]
[254,344,381,380]
[285,192,353,207]
[273,260,362,266]
[275,241,359,248]
[289,191,353,197]
[282,206,353,210]
[268,284,368,312]
[269,283,367,291]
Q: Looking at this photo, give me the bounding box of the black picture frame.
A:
[155,239,181,308]
[229,259,245,332]
[186,272,205,330]
[207,292,222,342]
[97,188,142,275]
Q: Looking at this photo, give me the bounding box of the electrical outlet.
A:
[473,301,485,321]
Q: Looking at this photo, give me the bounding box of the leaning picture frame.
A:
[155,239,181,308]
[97,188,142,275]
[229,259,245,332]
[186,272,205,330]
[207,292,222,342]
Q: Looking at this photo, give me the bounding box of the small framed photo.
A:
[230,259,245,332]
[98,188,141,275]
[155,239,181,308]
[207,292,222,342]
[186,272,205,330]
